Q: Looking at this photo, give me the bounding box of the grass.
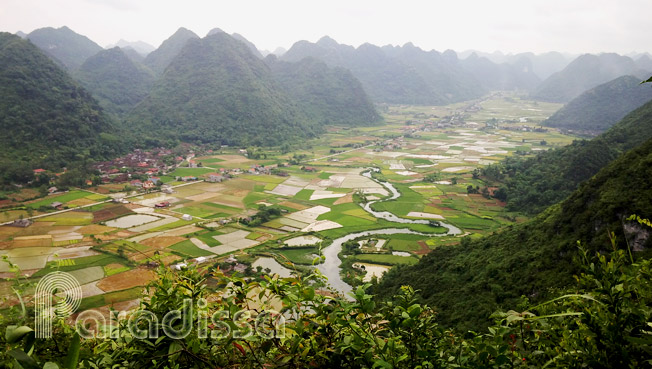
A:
[53,239,82,247]
[26,190,96,209]
[104,264,130,276]
[169,167,215,177]
[369,184,425,216]
[243,192,273,207]
[32,253,127,277]
[293,189,314,201]
[194,231,223,247]
[38,212,93,225]
[169,240,214,258]
[103,240,149,253]
[404,157,433,165]
[175,206,217,218]
[202,202,242,212]
[196,157,225,164]
[352,253,419,266]
[241,175,286,184]
[387,238,422,252]
[275,247,319,265]
[246,232,264,240]
[147,219,196,232]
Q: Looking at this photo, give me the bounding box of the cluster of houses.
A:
[92,148,183,185]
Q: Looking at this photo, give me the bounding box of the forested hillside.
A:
[493,99,652,215]
[282,37,485,104]
[0,33,126,183]
[143,27,199,75]
[26,26,103,69]
[75,47,156,116]
[376,136,652,331]
[267,56,381,126]
[543,75,652,134]
[127,32,316,147]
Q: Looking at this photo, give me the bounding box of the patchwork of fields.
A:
[0,93,571,311]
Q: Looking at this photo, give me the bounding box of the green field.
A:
[32,253,127,277]
[169,240,214,258]
[352,253,419,266]
[275,247,319,265]
[27,190,102,209]
[169,167,215,177]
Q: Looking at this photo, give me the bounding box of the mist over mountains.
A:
[19,26,652,108]
[6,24,652,163]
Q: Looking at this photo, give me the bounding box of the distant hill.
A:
[0,33,125,182]
[272,47,287,56]
[635,54,652,71]
[75,47,156,116]
[531,53,649,102]
[283,36,485,105]
[543,75,652,134]
[459,52,540,91]
[283,37,544,104]
[459,50,573,80]
[143,27,199,74]
[266,56,381,125]
[128,32,317,146]
[15,31,27,39]
[377,133,652,331]
[106,39,155,56]
[231,33,263,58]
[26,26,103,69]
[498,98,652,215]
[120,47,145,63]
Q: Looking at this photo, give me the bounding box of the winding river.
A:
[316,169,461,295]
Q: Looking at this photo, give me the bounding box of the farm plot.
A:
[284,235,322,246]
[205,230,260,255]
[39,212,93,226]
[50,246,100,260]
[128,216,179,232]
[169,240,214,258]
[11,235,52,247]
[0,246,64,272]
[97,268,156,293]
[106,214,161,228]
[92,205,133,222]
[26,190,105,209]
[352,263,391,282]
[68,266,105,285]
[267,184,303,197]
[132,194,179,207]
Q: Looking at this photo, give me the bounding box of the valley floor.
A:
[0,92,570,313]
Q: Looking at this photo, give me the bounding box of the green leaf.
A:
[372,359,393,369]
[43,363,60,369]
[64,332,81,369]
[8,349,40,369]
[6,326,34,344]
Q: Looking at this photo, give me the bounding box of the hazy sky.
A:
[1,0,650,55]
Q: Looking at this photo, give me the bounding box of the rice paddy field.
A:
[1,93,574,310]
